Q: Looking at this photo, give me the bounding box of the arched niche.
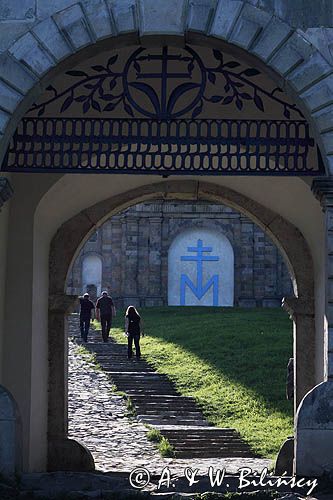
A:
[168,228,234,307]
[82,254,102,297]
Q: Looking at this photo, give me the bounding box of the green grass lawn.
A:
[107,306,293,459]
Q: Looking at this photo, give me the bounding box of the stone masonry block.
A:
[320,131,333,154]
[287,52,333,93]
[186,0,214,33]
[327,251,333,275]
[82,0,114,40]
[328,280,333,300]
[326,155,333,176]
[0,80,22,113]
[327,212,333,232]
[312,105,333,134]
[269,31,315,76]
[301,74,333,113]
[139,0,187,36]
[8,32,55,76]
[328,353,333,378]
[37,0,77,18]
[229,4,272,50]
[297,381,333,430]
[53,4,94,50]
[327,302,333,325]
[33,18,72,61]
[251,16,292,61]
[0,52,36,93]
[304,28,333,67]
[109,0,137,33]
[328,327,333,352]
[0,21,35,53]
[209,0,243,41]
[0,108,10,135]
[328,233,333,254]
[0,0,35,20]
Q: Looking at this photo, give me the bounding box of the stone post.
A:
[294,178,333,476]
[48,293,94,472]
[122,215,139,307]
[110,217,122,303]
[239,218,255,307]
[312,179,333,381]
[0,385,22,478]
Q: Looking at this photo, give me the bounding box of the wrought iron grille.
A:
[3,117,319,175]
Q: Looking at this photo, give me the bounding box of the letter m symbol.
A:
[180,274,219,306]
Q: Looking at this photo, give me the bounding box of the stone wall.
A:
[67,200,293,308]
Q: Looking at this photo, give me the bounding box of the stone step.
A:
[135,409,203,415]
[165,437,246,443]
[132,400,200,405]
[158,427,238,433]
[83,333,257,460]
[138,418,210,426]
[138,415,207,422]
[173,450,255,458]
[130,395,197,401]
[172,444,252,452]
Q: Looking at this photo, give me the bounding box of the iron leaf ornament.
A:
[31,46,303,120]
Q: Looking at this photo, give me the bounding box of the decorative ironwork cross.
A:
[136,46,193,116]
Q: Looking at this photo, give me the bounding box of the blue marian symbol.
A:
[180,239,219,306]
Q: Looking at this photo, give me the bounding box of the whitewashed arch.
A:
[82,254,102,297]
[168,228,234,307]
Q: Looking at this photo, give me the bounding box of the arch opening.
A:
[45,179,315,472]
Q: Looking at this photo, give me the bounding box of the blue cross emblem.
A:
[180,239,219,306]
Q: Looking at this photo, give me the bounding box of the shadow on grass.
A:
[112,306,293,417]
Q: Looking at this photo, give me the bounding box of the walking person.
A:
[125,306,143,360]
[96,290,116,342]
[79,292,95,342]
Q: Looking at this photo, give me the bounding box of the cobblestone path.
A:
[68,315,271,475]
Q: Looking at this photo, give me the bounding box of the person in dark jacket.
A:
[125,306,143,360]
[79,292,95,342]
[96,290,116,342]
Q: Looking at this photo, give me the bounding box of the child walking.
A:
[125,305,143,360]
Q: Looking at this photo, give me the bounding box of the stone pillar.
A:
[239,219,255,307]
[0,177,13,210]
[161,214,170,306]
[148,216,163,306]
[122,216,139,307]
[282,296,315,411]
[313,179,333,382]
[48,294,94,472]
[294,178,333,476]
[110,217,122,304]
[137,215,150,305]
[101,221,112,295]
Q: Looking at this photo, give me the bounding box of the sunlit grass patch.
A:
[109,307,293,459]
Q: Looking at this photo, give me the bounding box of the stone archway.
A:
[0,1,332,176]
[0,0,332,478]
[48,179,314,470]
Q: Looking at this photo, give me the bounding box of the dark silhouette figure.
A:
[125,306,143,360]
[96,291,116,342]
[79,293,95,342]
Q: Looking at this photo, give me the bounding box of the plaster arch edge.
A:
[46,178,316,472]
[49,179,314,307]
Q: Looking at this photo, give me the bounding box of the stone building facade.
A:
[67,200,293,308]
